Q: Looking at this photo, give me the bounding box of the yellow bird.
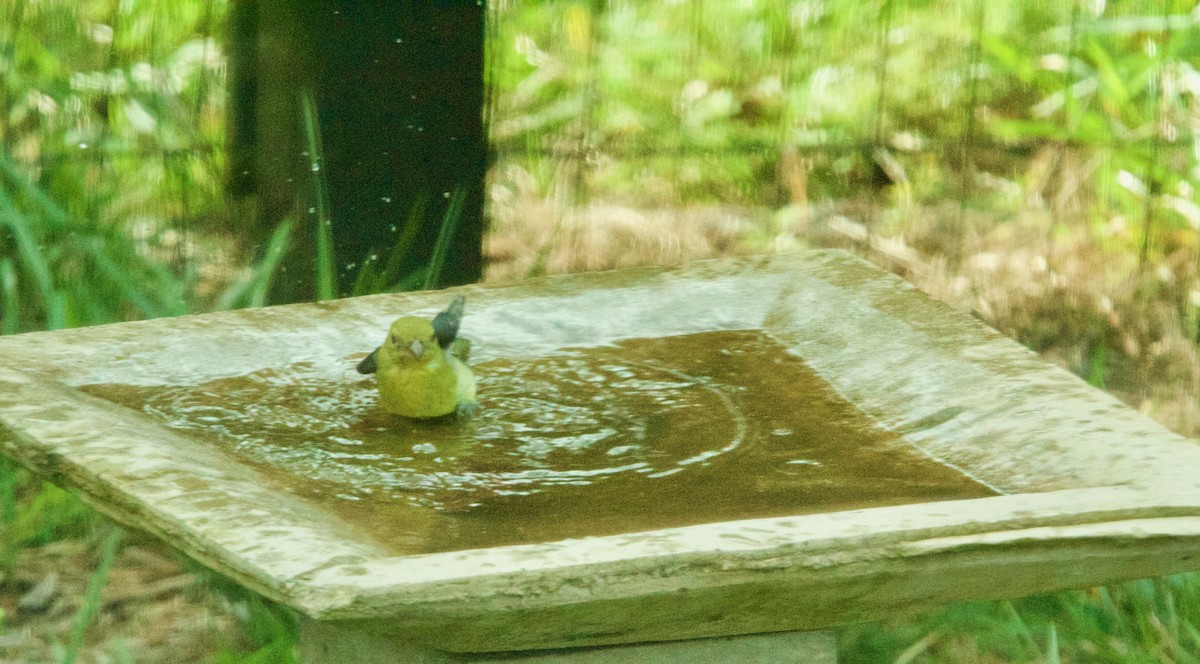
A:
[356,296,477,419]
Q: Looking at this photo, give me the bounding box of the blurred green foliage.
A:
[1,0,224,332]
[841,576,1200,663]
[490,0,1198,245]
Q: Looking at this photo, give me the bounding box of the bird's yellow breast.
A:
[376,346,474,418]
[368,305,477,419]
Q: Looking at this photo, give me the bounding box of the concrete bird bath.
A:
[3,249,1200,663]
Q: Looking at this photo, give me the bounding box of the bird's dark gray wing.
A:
[356,348,379,374]
[432,295,465,349]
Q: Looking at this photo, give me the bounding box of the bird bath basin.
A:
[3,249,1200,662]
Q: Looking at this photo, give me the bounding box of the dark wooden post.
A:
[226,0,488,302]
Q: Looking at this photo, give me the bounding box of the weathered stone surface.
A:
[2,250,1199,653]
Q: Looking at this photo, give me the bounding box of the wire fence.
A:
[484,0,1197,241]
[5,0,1199,256]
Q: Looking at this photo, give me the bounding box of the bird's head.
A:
[387,316,440,363]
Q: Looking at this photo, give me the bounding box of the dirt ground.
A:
[0,538,242,664]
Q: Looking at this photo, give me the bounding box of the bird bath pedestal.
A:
[3,250,1200,663]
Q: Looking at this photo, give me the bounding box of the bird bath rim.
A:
[2,250,1200,652]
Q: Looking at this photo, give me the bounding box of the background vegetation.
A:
[2,0,1199,661]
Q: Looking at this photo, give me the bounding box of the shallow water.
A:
[84,330,996,554]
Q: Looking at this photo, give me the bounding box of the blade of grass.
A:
[380,195,430,292]
[8,482,93,547]
[1183,619,1200,659]
[85,239,168,319]
[0,187,54,306]
[0,258,18,334]
[355,194,428,295]
[1001,600,1040,659]
[62,527,122,664]
[45,290,67,331]
[138,250,193,318]
[1084,36,1130,108]
[1157,577,1181,656]
[249,217,296,307]
[422,185,468,290]
[68,276,113,328]
[216,217,296,310]
[300,89,336,301]
[0,465,19,572]
[893,629,941,664]
[395,268,429,293]
[350,254,381,297]
[0,151,69,231]
[205,568,298,664]
[1046,624,1060,664]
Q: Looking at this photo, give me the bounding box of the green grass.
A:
[62,527,121,664]
[841,576,1200,663]
[0,457,95,575]
[300,89,337,303]
[204,572,298,664]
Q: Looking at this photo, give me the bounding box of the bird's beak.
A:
[408,339,424,358]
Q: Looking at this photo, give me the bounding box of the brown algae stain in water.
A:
[83,330,996,554]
